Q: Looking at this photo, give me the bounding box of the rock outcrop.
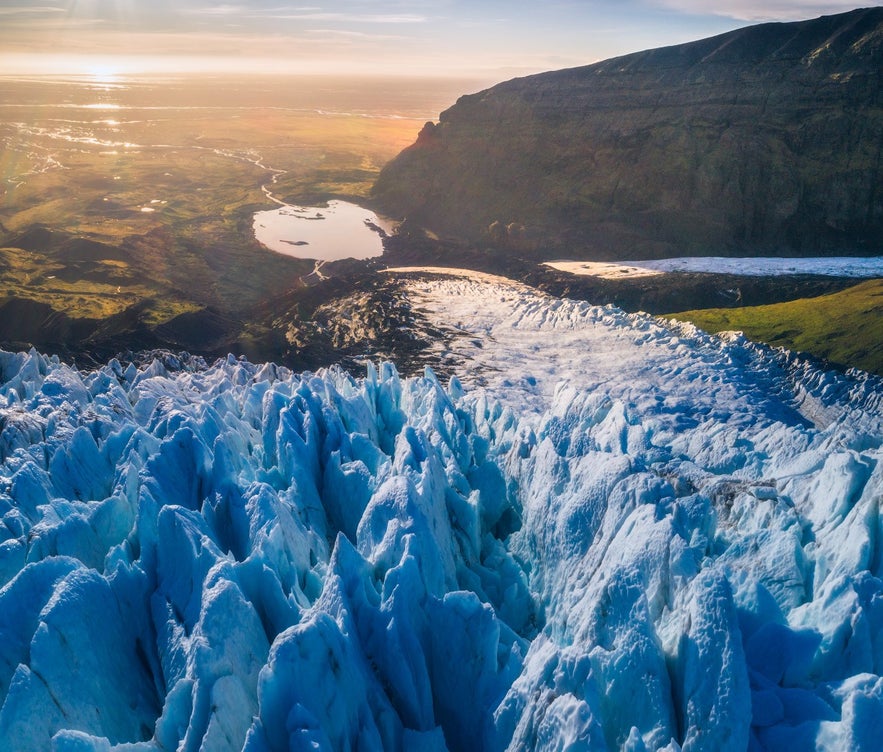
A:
[373,8,883,259]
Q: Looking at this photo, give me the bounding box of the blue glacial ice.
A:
[2,273,883,751]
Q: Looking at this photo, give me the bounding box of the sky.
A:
[0,0,873,79]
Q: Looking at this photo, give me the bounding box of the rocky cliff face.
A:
[373,8,883,259]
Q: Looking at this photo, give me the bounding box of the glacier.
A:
[2,270,883,751]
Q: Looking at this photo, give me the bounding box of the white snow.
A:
[546,256,883,278]
[2,271,883,751]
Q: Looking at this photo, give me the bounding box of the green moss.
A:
[669,279,883,375]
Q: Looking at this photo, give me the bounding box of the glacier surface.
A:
[2,270,883,751]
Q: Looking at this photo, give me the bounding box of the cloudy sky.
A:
[0,0,870,78]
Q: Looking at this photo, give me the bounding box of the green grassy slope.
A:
[668,279,883,376]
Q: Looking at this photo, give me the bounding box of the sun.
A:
[84,62,121,85]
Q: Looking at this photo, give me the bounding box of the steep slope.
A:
[2,272,883,750]
[672,277,883,375]
[373,8,883,259]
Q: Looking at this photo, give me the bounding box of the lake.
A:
[252,200,396,261]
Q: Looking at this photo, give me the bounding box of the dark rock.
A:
[373,8,883,260]
[153,307,237,350]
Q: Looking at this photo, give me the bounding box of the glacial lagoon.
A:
[253,200,396,261]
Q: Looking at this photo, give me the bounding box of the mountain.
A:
[2,270,883,750]
[372,8,883,259]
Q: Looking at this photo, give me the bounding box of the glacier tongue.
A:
[2,273,883,751]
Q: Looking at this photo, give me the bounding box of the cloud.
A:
[182,4,248,16]
[258,11,428,23]
[644,0,866,21]
[169,4,431,28]
[305,28,407,40]
[0,5,64,14]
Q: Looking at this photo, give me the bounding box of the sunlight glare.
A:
[83,62,124,91]
[86,63,118,82]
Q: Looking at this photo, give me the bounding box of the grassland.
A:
[669,279,883,376]
[0,246,199,324]
[0,77,426,357]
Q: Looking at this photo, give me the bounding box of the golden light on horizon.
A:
[83,62,121,85]
[0,54,142,78]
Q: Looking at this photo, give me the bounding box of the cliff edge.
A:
[373,8,883,259]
